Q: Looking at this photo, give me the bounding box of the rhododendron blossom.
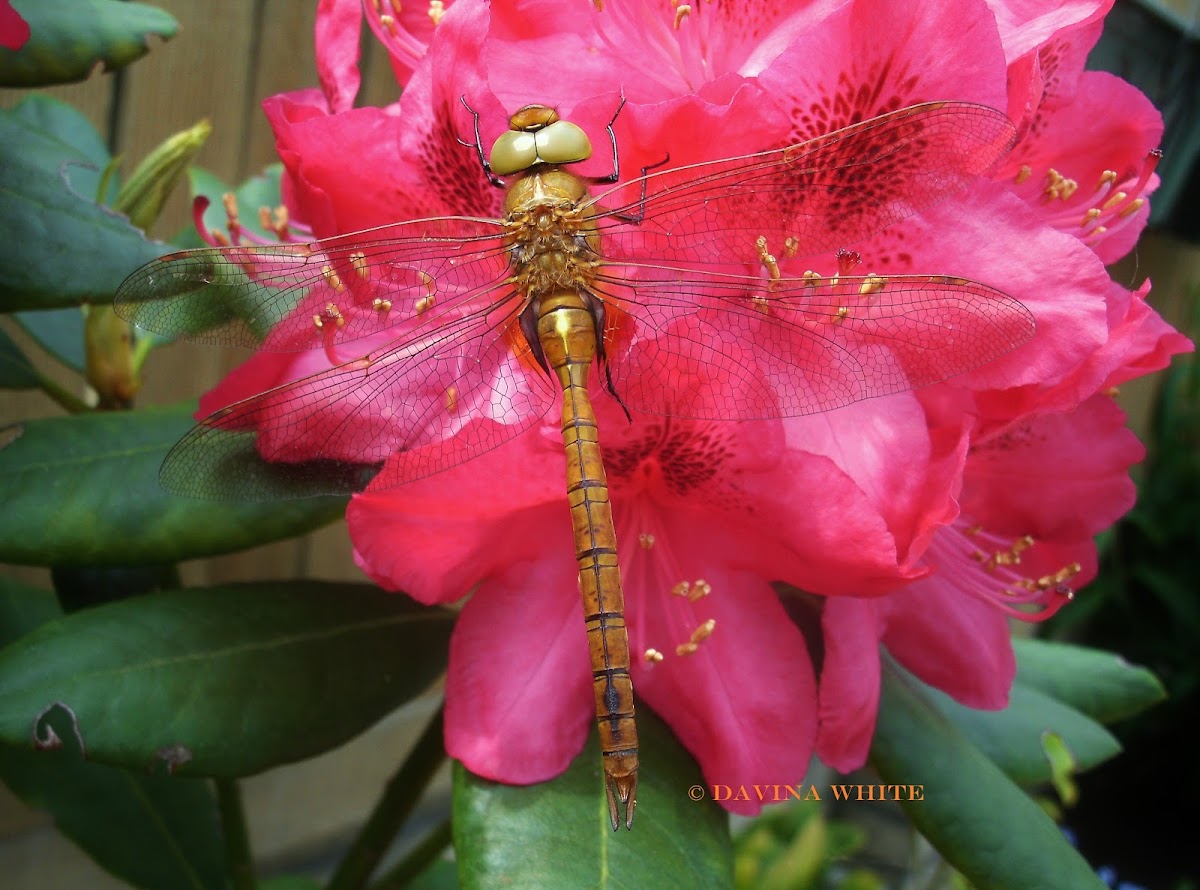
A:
[0,0,29,51]
[192,0,1190,812]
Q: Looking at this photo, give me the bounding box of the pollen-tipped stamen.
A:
[955,524,1079,620]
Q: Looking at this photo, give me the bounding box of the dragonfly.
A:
[115,98,1036,831]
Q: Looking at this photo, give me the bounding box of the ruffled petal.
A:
[758,0,1008,120]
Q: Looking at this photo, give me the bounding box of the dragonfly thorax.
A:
[504,168,602,295]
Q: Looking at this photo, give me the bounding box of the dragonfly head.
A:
[489,104,593,176]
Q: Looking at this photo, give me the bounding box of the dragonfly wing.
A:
[115,216,509,352]
[590,102,1016,265]
[159,295,557,500]
[595,265,1035,420]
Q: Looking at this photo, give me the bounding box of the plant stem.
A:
[37,370,90,413]
[216,778,257,890]
[326,704,447,890]
[367,818,453,890]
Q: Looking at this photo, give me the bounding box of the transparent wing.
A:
[115,216,510,351]
[157,296,557,499]
[114,102,1025,499]
[592,264,1035,419]
[116,215,561,499]
[588,102,1016,266]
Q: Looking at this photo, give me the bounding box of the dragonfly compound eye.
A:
[489,119,593,176]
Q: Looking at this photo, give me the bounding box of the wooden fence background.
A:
[1,1,1197,887]
[1,0,410,590]
[0,4,447,887]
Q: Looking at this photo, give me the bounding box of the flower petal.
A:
[963,395,1143,542]
[444,556,593,784]
[877,564,1016,709]
[815,597,881,771]
[625,529,817,816]
[315,0,363,113]
[758,0,1008,121]
[350,423,570,604]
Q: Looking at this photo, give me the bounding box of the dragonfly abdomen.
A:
[536,289,638,831]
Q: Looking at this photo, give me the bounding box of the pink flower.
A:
[990,2,1164,263]
[817,392,1150,767]
[0,0,30,51]
[192,0,1189,810]
[348,375,964,805]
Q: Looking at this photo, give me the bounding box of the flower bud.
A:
[114,118,211,233]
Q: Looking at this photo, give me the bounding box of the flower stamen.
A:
[946,523,1078,620]
[675,618,716,656]
[1016,149,1159,248]
[671,578,711,601]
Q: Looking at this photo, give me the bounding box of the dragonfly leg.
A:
[458,95,506,188]
[588,295,632,421]
[594,91,628,185]
[607,152,671,225]
[591,91,671,222]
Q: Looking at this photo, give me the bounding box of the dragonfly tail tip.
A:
[605,772,637,831]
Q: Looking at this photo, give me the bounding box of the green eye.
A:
[489,130,539,176]
[534,120,592,165]
[489,120,592,175]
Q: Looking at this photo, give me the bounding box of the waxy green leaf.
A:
[871,656,1106,890]
[1012,638,1165,723]
[0,576,226,890]
[926,683,1120,785]
[0,581,453,776]
[0,402,347,565]
[454,708,733,889]
[0,0,178,87]
[0,99,166,310]
[12,308,87,374]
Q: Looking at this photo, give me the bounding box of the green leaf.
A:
[925,684,1120,785]
[8,94,113,175]
[0,747,226,890]
[0,402,347,565]
[0,0,178,87]
[405,859,460,890]
[454,708,733,889]
[0,101,167,310]
[7,99,116,371]
[1013,638,1166,724]
[12,308,87,373]
[0,327,40,388]
[871,656,1106,890]
[260,878,324,890]
[0,574,61,646]
[183,164,284,246]
[0,576,226,890]
[0,581,453,776]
